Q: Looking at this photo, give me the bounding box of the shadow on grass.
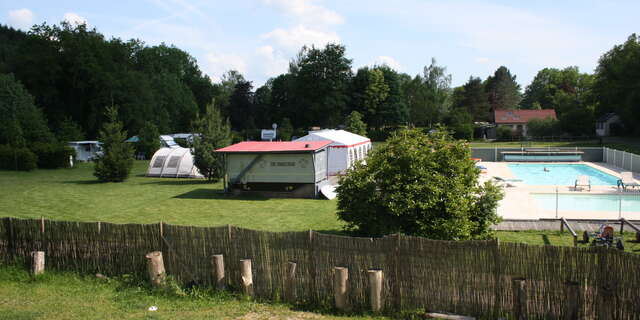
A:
[141,179,213,186]
[542,235,551,245]
[174,189,267,201]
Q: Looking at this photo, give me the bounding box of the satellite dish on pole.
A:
[272,123,278,130]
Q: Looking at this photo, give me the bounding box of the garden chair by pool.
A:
[574,175,591,191]
[617,172,640,191]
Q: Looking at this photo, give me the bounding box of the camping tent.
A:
[295,129,371,175]
[147,147,204,178]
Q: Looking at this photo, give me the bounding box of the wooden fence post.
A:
[564,281,581,320]
[40,217,45,233]
[286,261,297,303]
[334,267,349,311]
[31,251,45,275]
[368,269,383,312]
[212,254,225,290]
[240,259,253,297]
[511,277,526,320]
[145,251,166,287]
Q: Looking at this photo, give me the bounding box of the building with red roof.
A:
[215,141,333,198]
[493,109,557,137]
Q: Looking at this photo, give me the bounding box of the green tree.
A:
[345,111,367,136]
[522,67,595,135]
[290,44,352,127]
[55,118,84,142]
[278,118,294,141]
[137,121,160,159]
[485,66,521,110]
[406,58,451,127]
[527,117,562,137]
[593,34,640,135]
[0,73,53,146]
[93,106,134,182]
[336,128,502,239]
[192,102,232,181]
[453,77,490,122]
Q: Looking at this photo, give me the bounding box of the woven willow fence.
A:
[1,217,639,319]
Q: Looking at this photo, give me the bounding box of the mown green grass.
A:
[0,161,341,232]
[0,264,386,320]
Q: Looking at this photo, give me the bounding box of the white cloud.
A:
[372,56,403,71]
[204,52,247,82]
[63,12,88,26]
[255,45,290,77]
[263,0,344,26]
[475,57,490,64]
[262,25,340,52]
[7,8,34,30]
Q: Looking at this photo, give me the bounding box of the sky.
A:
[2,1,639,88]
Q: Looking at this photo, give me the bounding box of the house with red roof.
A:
[216,141,332,198]
[493,109,557,137]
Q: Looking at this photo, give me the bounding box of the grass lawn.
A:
[0,161,341,232]
[0,264,386,320]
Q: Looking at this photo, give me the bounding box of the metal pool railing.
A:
[548,187,640,219]
[603,147,640,172]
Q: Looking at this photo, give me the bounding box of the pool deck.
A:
[480,161,640,220]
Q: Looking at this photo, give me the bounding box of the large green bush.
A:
[527,117,562,137]
[336,128,503,240]
[0,145,38,171]
[30,142,75,169]
[496,126,514,140]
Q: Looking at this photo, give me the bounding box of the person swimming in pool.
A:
[543,167,550,172]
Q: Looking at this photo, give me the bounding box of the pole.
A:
[555,186,559,219]
[619,190,622,220]
[212,254,225,290]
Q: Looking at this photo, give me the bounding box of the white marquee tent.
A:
[147,147,204,178]
[295,129,371,175]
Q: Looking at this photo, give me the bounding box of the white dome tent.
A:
[147,147,204,178]
[295,129,371,175]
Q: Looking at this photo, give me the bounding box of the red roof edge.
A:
[216,140,333,153]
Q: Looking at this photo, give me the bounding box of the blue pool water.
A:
[507,163,619,186]
[533,193,640,212]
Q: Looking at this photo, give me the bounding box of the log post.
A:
[31,251,45,275]
[368,269,383,312]
[212,254,225,290]
[334,267,349,311]
[40,217,45,233]
[145,251,166,287]
[240,259,253,297]
[286,261,297,303]
[512,278,527,320]
[564,281,581,320]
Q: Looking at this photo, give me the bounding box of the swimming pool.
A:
[507,163,619,186]
[533,193,640,212]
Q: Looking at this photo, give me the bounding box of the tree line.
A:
[1,22,639,151]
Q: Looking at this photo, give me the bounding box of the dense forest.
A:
[1,22,639,146]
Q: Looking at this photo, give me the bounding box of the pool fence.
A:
[1,217,640,319]
[603,147,640,173]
